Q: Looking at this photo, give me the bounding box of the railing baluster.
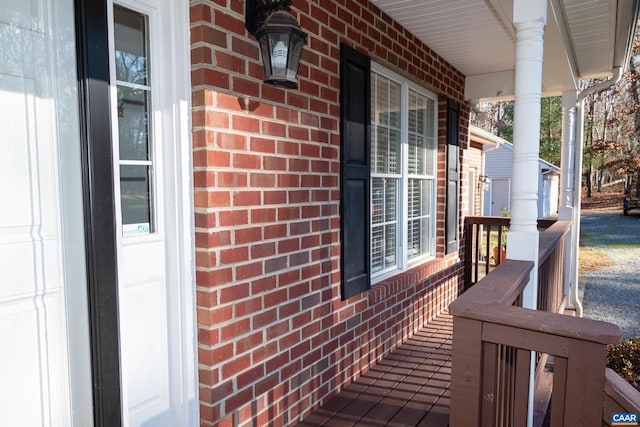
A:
[481,342,498,427]
[550,357,568,427]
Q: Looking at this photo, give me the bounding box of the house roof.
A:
[477,130,563,171]
[469,125,502,148]
[370,0,639,101]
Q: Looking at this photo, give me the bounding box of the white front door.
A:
[109,1,196,425]
[0,0,93,425]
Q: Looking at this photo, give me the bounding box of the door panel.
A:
[0,0,92,425]
[491,178,511,216]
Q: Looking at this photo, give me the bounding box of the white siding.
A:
[484,142,560,218]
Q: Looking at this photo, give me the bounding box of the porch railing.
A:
[449,258,621,426]
[463,216,557,290]
[536,220,569,315]
[603,368,640,426]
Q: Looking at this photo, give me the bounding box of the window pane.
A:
[384,223,396,269]
[371,226,384,272]
[120,165,152,233]
[407,178,434,259]
[371,177,398,273]
[385,179,396,222]
[371,72,401,174]
[117,85,150,161]
[114,6,149,85]
[372,178,384,225]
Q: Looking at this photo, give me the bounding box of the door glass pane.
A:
[114,6,149,85]
[120,165,152,234]
[114,6,154,235]
[117,85,150,161]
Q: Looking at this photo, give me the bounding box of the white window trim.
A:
[371,63,438,284]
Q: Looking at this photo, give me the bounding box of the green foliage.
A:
[539,97,562,166]
[496,102,513,142]
[607,337,640,392]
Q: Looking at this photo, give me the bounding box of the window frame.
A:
[370,62,438,283]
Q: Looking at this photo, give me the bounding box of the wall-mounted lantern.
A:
[245,0,308,87]
[479,175,491,191]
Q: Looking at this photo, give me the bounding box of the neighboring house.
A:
[484,142,561,218]
[478,134,561,218]
[468,126,499,217]
[1,1,635,427]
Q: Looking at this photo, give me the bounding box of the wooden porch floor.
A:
[297,313,452,427]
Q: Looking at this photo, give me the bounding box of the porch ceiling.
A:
[370,0,638,101]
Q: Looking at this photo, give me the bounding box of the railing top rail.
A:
[605,368,640,412]
[449,259,620,346]
[464,216,557,230]
[464,216,510,227]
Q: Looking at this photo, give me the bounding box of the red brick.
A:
[197,268,232,287]
[263,289,287,309]
[235,330,263,354]
[217,171,247,187]
[190,3,212,23]
[249,172,275,187]
[264,156,286,171]
[277,174,300,187]
[233,191,261,206]
[213,9,245,34]
[235,226,262,244]
[251,208,276,223]
[233,153,261,169]
[250,242,276,259]
[219,282,250,304]
[252,308,277,329]
[262,121,286,137]
[236,261,263,280]
[264,190,287,204]
[216,132,246,150]
[218,209,248,227]
[194,211,216,228]
[232,115,260,133]
[250,137,275,153]
[220,318,251,343]
[219,247,249,265]
[190,25,226,48]
[264,224,287,239]
[233,76,260,97]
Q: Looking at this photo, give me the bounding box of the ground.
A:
[579,199,640,338]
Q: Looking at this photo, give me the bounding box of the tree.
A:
[470,98,562,167]
[584,30,640,198]
[539,97,563,166]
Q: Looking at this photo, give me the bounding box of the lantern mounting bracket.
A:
[245,0,293,36]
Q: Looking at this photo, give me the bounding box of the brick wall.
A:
[466,141,485,217]
[190,0,469,425]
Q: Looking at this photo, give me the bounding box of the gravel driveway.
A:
[580,209,640,339]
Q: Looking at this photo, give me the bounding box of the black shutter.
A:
[340,44,371,300]
[446,99,460,254]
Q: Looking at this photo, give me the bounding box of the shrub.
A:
[607,337,640,392]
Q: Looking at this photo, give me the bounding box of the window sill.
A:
[368,254,461,305]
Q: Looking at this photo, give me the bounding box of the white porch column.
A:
[508,0,546,309]
[509,4,546,426]
[559,91,577,218]
[569,101,586,316]
[559,91,577,298]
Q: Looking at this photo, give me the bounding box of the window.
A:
[114,5,155,236]
[370,64,437,280]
